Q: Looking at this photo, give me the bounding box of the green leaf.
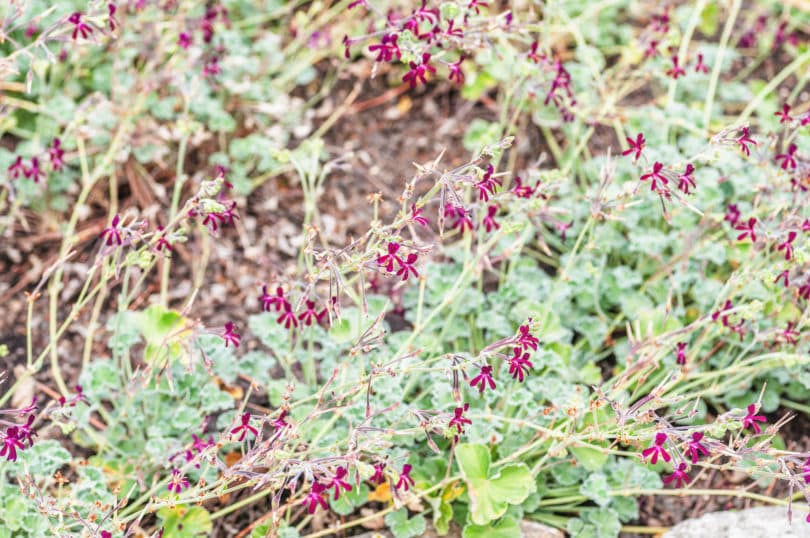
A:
[462,516,521,538]
[157,506,212,538]
[16,440,71,476]
[455,444,536,525]
[580,473,610,507]
[385,509,427,538]
[570,446,609,472]
[329,483,369,516]
[583,507,621,538]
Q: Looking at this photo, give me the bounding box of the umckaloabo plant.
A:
[2,1,810,538]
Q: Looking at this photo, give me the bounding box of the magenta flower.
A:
[666,55,685,79]
[15,415,36,447]
[231,412,258,441]
[328,466,353,500]
[466,0,489,14]
[685,432,709,463]
[469,365,496,394]
[677,164,696,194]
[475,164,501,201]
[394,463,415,491]
[100,215,124,246]
[640,162,668,191]
[775,270,790,287]
[222,322,241,348]
[781,322,799,346]
[410,204,429,227]
[724,204,741,227]
[735,217,757,242]
[663,462,690,488]
[272,409,289,431]
[449,403,472,435]
[799,283,810,301]
[777,231,797,261]
[445,19,464,39]
[50,138,65,171]
[642,432,671,465]
[24,157,46,183]
[178,32,192,49]
[302,482,329,513]
[675,342,687,365]
[482,205,500,233]
[712,299,734,326]
[298,300,327,326]
[58,385,89,407]
[377,242,403,272]
[0,427,25,462]
[508,347,533,382]
[396,252,419,282]
[403,53,436,88]
[803,458,810,484]
[108,3,117,31]
[412,0,439,24]
[7,156,25,180]
[775,103,793,124]
[260,286,287,312]
[694,53,709,73]
[512,176,538,198]
[185,433,214,465]
[517,322,539,351]
[368,33,401,62]
[277,302,298,329]
[736,127,757,156]
[167,469,190,493]
[444,205,474,233]
[370,462,386,484]
[101,531,112,538]
[448,56,466,85]
[527,41,544,63]
[622,133,645,162]
[347,0,367,8]
[155,226,172,252]
[203,56,221,78]
[775,144,797,170]
[68,12,93,40]
[742,404,766,434]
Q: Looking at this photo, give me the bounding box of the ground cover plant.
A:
[1,0,810,537]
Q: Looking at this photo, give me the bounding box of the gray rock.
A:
[663,506,810,538]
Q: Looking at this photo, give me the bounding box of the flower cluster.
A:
[0,398,37,463]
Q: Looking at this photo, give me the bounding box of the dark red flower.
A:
[394,463,415,491]
[724,204,740,227]
[677,164,696,194]
[775,270,790,287]
[736,127,757,157]
[449,403,472,436]
[370,462,386,484]
[694,53,709,73]
[272,409,289,431]
[482,205,500,233]
[0,427,25,462]
[466,0,488,14]
[378,242,403,273]
[410,204,429,227]
[640,162,668,191]
[178,32,192,49]
[735,217,757,242]
[508,347,533,382]
[231,412,258,441]
[527,41,544,63]
[685,432,709,463]
[403,53,436,88]
[445,19,463,38]
[368,33,401,62]
[444,204,474,233]
[448,56,466,85]
[641,432,671,464]
[68,12,93,40]
[277,302,298,329]
[49,138,65,171]
[777,231,797,260]
[108,3,117,31]
[675,342,687,365]
[396,252,419,282]
[298,300,327,326]
[663,462,690,488]
[775,103,793,124]
[775,144,797,170]
[666,55,685,79]
[24,157,46,183]
[475,164,501,201]
[167,469,190,493]
[8,156,26,180]
[223,322,240,348]
[742,404,766,434]
[100,215,124,246]
[622,133,646,162]
[155,226,172,252]
[781,322,800,346]
[302,482,328,513]
[260,286,287,312]
[517,322,539,351]
[328,466,353,500]
[712,299,734,326]
[469,365,496,394]
[511,176,538,198]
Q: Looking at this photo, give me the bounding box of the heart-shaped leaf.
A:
[455,443,536,525]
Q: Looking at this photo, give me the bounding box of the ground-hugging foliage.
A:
[1,1,810,537]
